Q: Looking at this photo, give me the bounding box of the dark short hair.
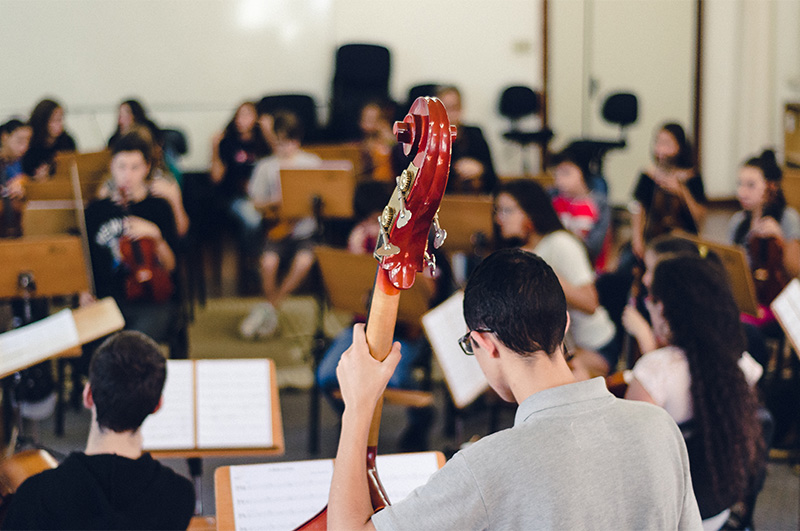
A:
[88,331,166,432]
[110,131,152,163]
[273,110,303,142]
[550,145,591,187]
[464,248,567,356]
[0,118,28,137]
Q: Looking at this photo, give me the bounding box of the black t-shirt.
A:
[447,124,497,194]
[1,452,195,530]
[217,134,270,197]
[633,171,706,234]
[21,133,77,176]
[84,195,177,301]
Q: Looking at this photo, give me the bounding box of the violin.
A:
[116,187,174,304]
[643,165,695,241]
[0,449,58,525]
[119,235,174,303]
[295,97,454,530]
[748,235,789,306]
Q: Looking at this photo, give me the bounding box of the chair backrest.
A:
[334,43,391,87]
[328,43,392,141]
[499,85,542,121]
[257,94,320,143]
[602,92,638,128]
[405,83,440,111]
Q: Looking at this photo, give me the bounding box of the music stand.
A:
[0,234,97,445]
[74,150,111,201]
[673,233,760,317]
[279,163,356,220]
[437,195,494,252]
[314,246,431,326]
[304,142,363,179]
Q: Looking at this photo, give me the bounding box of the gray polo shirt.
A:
[372,377,701,530]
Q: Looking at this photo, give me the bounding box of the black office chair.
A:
[498,86,554,175]
[256,94,321,144]
[566,91,638,176]
[327,43,392,142]
[404,83,440,111]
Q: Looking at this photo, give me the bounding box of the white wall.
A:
[550,0,696,205]
[0,0,542,173]
[701,0,800,200]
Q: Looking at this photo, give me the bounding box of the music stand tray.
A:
[279,163,356,220]
[437,195,494,252]
[314,246,431,325]
[673,233,760,317]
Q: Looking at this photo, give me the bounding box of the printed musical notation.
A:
[196,359,272,449]
[772,278,800,353]
[227,452,443,531]
[141,359,273,452]
[0,309,79,378]
[140,360,195,450]
[422,291,489,408]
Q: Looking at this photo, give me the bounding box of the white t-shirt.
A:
[247,151,322,204]
[532,230,615,351]
[632,345,763,425]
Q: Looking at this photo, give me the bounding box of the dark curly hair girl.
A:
[649,255,763,517]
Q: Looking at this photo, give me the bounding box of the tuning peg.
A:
[396,196,412,229]
[432,213,447,249]
[424,250,439,278]
[374,220,400,258]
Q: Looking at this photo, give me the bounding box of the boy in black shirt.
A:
[2,331,195,530]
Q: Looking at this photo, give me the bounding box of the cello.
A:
[296,97,454,530]
[748,235,789,306]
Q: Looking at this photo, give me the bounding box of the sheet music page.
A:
[196,359,272,449]
[0,309,79,377]
[141,360,195,450]
[230,459,333,531]
[422,291,488,408]
[376,452,442,503]
[772,278,800,351]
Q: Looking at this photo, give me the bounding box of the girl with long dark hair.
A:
[626,255,763,529]
[23,98,77,179]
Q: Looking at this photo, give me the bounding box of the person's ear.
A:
[471,331,500,358]
[564,311,571,336]
[82,383,94,410]
[152,396,164,415]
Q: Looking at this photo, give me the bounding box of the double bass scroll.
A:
[295,97,455,530]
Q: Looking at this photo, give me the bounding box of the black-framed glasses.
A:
[458,328,493,355]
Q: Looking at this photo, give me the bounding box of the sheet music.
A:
[422,291,489,408]
[772,278,800,352]
[228,452,442,531]
[376,452,441,502]
[196,359,272,449]
[0,309,79,377]
[141,360,195,450]
[230,460,334,531]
